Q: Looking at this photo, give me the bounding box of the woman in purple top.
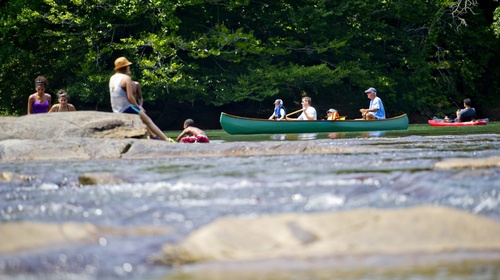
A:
[27,76,52,114]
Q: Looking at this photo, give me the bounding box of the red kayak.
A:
[428,119,488,126]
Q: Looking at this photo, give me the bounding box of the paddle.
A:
[285,108,303,117]
[448,97,461,109]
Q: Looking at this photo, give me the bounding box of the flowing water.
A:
[1,126,500,280]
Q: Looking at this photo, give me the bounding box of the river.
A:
[1,126,500,280]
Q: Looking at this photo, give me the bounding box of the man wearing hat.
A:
[359,87,385,120]
[109,56,174,141]
[268,99,286,120]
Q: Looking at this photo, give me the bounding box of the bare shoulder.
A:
[120,74,132,88]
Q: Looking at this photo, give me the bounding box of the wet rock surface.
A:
[155,206,500,267]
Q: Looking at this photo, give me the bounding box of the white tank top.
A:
[109,73,131,113]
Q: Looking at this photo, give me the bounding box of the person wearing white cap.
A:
[268,99,286,120]
[326,108,339,120]
[359,87,385,120]
[109,56,174,142]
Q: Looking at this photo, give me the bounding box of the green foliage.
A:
[0,0,498,121]
[495,6,500,37]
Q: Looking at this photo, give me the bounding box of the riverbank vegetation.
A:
[1,0,499,126]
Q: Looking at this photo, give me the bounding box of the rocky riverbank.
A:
[0,111,376,163]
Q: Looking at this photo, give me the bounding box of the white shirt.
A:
[297,106,317,120]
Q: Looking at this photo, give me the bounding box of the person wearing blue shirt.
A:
[360,87,385,120]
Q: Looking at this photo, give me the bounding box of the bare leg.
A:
[138,111,173,141]
[365,114,376,120]
[146,127,156,138]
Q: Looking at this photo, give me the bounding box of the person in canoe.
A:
[269,99,286,121]
[454,98,476,122]
[109,56,174,142]
[359,87,385,120]
[176,119,210,143]
[286,96,317,120]
[49,90,76,112]
[326,108,340,120]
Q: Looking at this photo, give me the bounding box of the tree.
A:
[1,0,498,123]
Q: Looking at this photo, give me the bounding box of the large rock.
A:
[0,221,99,254]
[0,138,136,162]
[0,138,371,162]
[156,206,500,266]
[435,156,500,169]
[0,221,170,254]
[0,111,147,140]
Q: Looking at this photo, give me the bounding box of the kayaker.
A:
[109,56,174,142]
[286,96,317,120]
[269,99,286,121]
[49,90,76,112]
[359,87,385,120]
[27,76,52,114]
[455,98,476,122]
[176,119,210,143]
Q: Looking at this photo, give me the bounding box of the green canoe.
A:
[220,112,409,135]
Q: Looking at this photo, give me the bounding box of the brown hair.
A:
[35,76,49,88]
[302,96,312,105]
[57,89,68,99]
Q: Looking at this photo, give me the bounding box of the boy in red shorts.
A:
[176,119,210,143]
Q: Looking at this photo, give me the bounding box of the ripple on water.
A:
[0,134,499,279]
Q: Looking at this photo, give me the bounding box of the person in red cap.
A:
[109,57,174,142]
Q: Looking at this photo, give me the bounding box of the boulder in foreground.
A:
[156,206,500,266]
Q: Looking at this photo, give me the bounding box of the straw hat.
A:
[114,57,133,70]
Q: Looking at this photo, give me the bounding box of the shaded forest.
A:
[1,0,499,129]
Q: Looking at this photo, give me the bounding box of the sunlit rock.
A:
[435,156,500,170]
[0,138,135,162]
[0,222,99,254]
[0,222,171,254]
[0,172,31,183]
[155,206,500,266]
[0,111,147,140]
[79,172,125,185]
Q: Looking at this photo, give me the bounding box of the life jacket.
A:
[327,111,339,120]
[274,105,286,119]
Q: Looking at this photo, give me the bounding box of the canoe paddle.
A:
[285,108,303,117]
[448,97,461,109]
